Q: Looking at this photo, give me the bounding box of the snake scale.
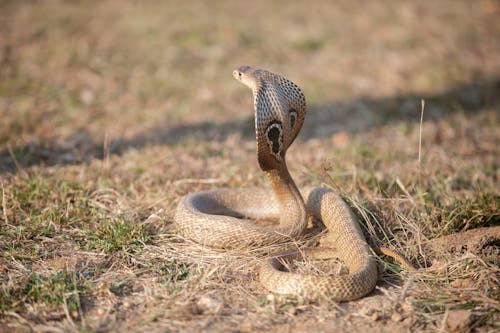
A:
[175,66,380,301]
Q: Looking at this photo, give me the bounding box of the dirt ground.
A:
[1,1,499,332]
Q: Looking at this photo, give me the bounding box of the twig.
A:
[400,274,414,300]
[102,131,110,176]
[439,307,450,333]
[7,144,26,175]
[1,181,8,224]
[396,177,416,206]
[62,294,76,329]
[418,99,425,178]
[5,311,33,328]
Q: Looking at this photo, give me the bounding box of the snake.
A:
[174,66,383,301]
[174,66,500,301]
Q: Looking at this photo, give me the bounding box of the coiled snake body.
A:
[175,66,378,301]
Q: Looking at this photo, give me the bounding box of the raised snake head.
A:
[233,66,306,171]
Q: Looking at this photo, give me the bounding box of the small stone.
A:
[266,294,275,302]
[391,312,403,322]
[446,309,474,333]
[79,89,94,105]
[196,294,223,315]
[400,301,413,313]
[370,312,380,321]
[287,306,297,316]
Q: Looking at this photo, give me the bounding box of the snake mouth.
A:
[232,65,251,80]
[232,70,242,80]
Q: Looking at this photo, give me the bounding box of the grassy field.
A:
[1,1,499,332]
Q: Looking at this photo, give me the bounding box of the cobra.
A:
[175,66,405,301]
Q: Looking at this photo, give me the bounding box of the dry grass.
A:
[1,0,499,332]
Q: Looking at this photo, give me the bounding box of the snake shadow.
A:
[0,77,498,174]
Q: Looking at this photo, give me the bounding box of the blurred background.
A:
[0,0,499,170]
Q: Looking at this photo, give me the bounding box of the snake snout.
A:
[232,65,251,80]
[232,70,242,80]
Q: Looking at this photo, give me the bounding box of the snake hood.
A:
[233,66,306,171]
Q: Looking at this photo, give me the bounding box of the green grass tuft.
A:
[1,271,87,312]
[84,218,152,253]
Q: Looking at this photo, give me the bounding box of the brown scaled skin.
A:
[233,66,307,232]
